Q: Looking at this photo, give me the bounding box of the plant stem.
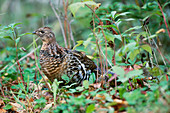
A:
[157,1,170,38]
[49,0,68,48]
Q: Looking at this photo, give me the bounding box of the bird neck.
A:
[40,42,66,55]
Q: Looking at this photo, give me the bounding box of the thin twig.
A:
[144,25,154,68]
[85,4,101,22]
[49,0,68,48]
[101,25,108,76]
[128,79,134,91]
[36,63,52,92]
[86,4,107,75]
[157,1,170,38]
[68,20,75,46]
[91,29,103,76]
[17,61,25,89]
[0,77,5,98]
[7,45,40,71]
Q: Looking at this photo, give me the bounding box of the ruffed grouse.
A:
[33,27,100,85]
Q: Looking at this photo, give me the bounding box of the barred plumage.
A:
[33,27,99,85]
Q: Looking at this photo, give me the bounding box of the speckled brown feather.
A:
[33,27,100,85]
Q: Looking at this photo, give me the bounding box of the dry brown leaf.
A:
[113,99,128,106]
[9,102,24,112]
[43,102,54,110]
[0,108,7,113]
[95,94,105,101]
[0,100,4,107]
[156,28,165,34]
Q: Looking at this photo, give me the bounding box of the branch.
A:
[49,0,68,48]
[157,1,170,38]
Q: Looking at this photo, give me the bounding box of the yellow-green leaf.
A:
[141,44,152,55]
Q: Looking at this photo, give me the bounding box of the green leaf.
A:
[118,69,143,83]
[141,44,152,55]
[76,86,84,91]
[123,26,142,34]
[61,74,70,83]
[3,104,12,110]
[13,23,22,27]
[3,36,13,40]
[83,80,89,89]
[123,42,136,53]
[143,34,157,41]
[113,35,122,41]
[104,32,115,42]
[104,93,113,102]
[126,70,143,78]
[15,37,20,45]
[112,66,125,77]
[111,11,116,19]
[35,97,47,104]
[110,89,115,95]
[9,23,22,29]
[52,79,59,105]
[89,73,96,84]
[19,32,32,37]
[163,1,170,9]
[83,38,92,48]
[69,1,97,16]
[115,12,131,19]
[129,49,140,61]
[72,40,83,50]
[86,104,95,113]
[123,89,145,105]
[69,2,85,17]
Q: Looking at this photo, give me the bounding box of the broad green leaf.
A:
[104,93,113,102]
[115,12,131,19]
[61,74,70,83]
[143,34,157,41]
[9,23,22,29]
[19,32,32,37]
[141,44,152,55]
[3,104,12,110]
[76,86,84,91]
[112,66,125,77]
[119,69,143,83]
[83,38,92,48]
[123,89,145,105]
[123,42,136,53]
[69,2,85,17]
[52,79,59,105]
[113,35,122,41]
[89,73,96,84]
[101,24,118,30]
[83,80,89,89]
[123,26,142,34]
[136,32,147,42]
[111,11,116,19]
[105,31,115,42]
[129,49,140,61]
[163,1,170,9]
[72,40,83,50]
[86,104,95,113]
[110,89,115,95]
[15,37,20,45]
[69,1,97,16]
[3,36,13,40]
[126,70,143,78]
[14,23,22,27]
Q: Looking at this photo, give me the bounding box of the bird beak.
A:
[32,31,36,34]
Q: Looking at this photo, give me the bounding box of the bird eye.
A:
[40,31,45,33]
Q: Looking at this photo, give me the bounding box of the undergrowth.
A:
[0,0,169,113]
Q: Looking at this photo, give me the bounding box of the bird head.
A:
[33,27,56,43]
